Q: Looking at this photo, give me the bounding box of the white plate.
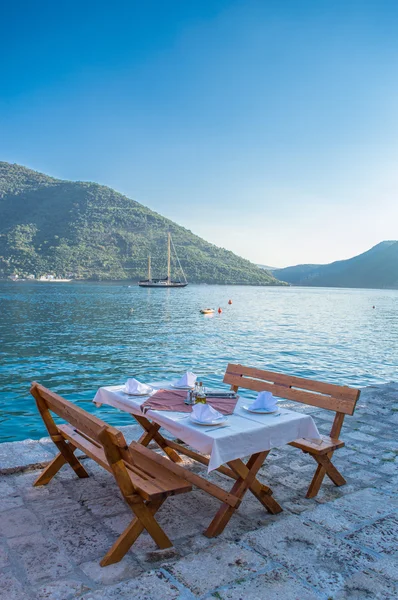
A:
[171,382,195,390]
[190,415,227,426]
[242,405,278,414]
[122,387,153,396]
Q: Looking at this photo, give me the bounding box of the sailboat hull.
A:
[138,280,187,288]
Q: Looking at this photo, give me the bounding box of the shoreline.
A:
[0,424,142,475]
[0,279,288,286]
[1,381,396,474]
[3,279,398,290]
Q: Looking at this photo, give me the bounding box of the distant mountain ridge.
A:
[257,264,278,271]
[273,241,398,289]
[0,162,285,285]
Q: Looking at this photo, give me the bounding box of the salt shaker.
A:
[184,390,193,405]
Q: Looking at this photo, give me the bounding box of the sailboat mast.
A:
[167,232,171,281]
[138,232,187,287]
[169,234,187,284]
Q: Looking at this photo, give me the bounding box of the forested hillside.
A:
[0,162,284,285]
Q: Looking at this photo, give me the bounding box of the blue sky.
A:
[1,0,398,267]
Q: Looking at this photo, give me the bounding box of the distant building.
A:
[38,274,55,281]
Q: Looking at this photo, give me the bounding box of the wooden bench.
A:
[30,382,192,566]
[223,364,360,498]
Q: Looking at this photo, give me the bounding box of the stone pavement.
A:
[0,382,397,599]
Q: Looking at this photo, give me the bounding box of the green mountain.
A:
[0,162,285,285]
[273,241,398,289]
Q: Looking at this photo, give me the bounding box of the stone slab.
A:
[8,532,74,585]
[168,541,270,595]
[203,567,321,600]
[243,515,377,597]
[343,487,398,512]
[344,515,398,557]
[82,494,128,519]
[346,431,378,442]
[0,494,24,511]
[0,439,55,474]
[304,503,362,533]
[344,468,383,484]
[35,579,92,600]
[334,569,398,600]
[0,506,41,538]
[306,488,398,532]
[0,571,32,600]
[80,556,143,585]
[80,571,180,600]
[42,509,112,563]
[0,479,17,495]
[0,544,10,568]
[370,556,398,583]
[378,461,398,476]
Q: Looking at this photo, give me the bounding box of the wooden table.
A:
[94,383,320,536]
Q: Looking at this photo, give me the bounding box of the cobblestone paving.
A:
[0,383,397,599]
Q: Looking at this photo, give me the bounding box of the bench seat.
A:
[59,424,191,501]
[289,435,345,455]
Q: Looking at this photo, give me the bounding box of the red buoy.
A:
[228,299,232,305]
[218,307,222,313]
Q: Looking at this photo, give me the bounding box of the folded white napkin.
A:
[125,378,152,395]
[191,403,223,423]
[175,371,197,388]
[251,391,277,411]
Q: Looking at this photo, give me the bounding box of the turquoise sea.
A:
[0,282,397,442]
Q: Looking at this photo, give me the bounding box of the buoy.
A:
[373,306,375,309]
[218,307,222,314]
[228,299,232,305]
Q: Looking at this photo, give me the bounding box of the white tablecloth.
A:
[93,383,321,472]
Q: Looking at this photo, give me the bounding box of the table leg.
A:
[204,451,282,537]
[129,415,282,533]
[132,414,183,463]
[162,438,283,517]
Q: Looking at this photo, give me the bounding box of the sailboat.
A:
[138,233,188,288]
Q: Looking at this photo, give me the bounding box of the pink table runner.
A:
[140,389,238,415]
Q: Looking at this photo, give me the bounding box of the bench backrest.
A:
[224,364,360,415]
[224,364,360,440]
[31,383,193,504]
[31,382,127,448]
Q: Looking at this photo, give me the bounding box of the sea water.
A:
[0,282,397,442]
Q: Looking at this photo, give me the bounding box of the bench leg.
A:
[316,454,346,486]
[306,451,346,498]
[34,441,89,486]
[100,497,169,566]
